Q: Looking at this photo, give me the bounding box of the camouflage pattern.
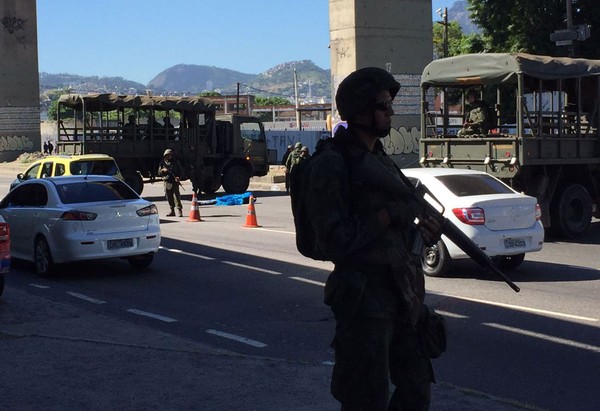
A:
[158,157,183,212]
[285,147,304,173]
[457,100,489,136]
[306,127,433,410]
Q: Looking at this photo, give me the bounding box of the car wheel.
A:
[34,237,55,277]
[222,165,250,194]
[0,275,4,297]
[494,253,525,270]
[552,184,592,238]
[128,252,154,269]
[421,240,450,277]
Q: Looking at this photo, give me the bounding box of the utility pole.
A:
[565,0,575,57]
[436,7,449,58]
[293,68,301,131]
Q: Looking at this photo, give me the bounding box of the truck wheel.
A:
[553,184,592,238]
[421,240,450,277]
[123,170,144,195]
[222,165,250,194]
[493,253,525,270]
[202,177,221,195]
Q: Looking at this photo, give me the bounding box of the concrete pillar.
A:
[0,0,40,161]
[329,0,432,166]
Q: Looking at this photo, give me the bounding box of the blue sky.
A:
[37,0,455,85]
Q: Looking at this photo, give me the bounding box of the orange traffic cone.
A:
[187,192,203,222]
[242,195,260,228]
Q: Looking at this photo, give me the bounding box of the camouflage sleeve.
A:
[305,150,388,263]
[469,106,487,126]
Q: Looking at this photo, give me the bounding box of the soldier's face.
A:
[372,90,394,137]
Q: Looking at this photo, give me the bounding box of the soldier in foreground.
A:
[304,67,441,410]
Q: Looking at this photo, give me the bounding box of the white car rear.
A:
[0,175,160,276]
[402,168,544,276]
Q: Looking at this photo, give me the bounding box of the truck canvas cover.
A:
[57,93,216,113]
[421,53,600,86]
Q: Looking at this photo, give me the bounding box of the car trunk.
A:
[70,202,149,234]
[468,195,537,231]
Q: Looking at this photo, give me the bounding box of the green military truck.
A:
[55,93,270,195]
[419,53,600,237]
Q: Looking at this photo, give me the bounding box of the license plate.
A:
[107,238,133,250]
[504,238,526,248]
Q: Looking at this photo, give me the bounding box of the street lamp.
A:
[436,7,449,58]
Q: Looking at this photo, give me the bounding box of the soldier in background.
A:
[281,144,293,193]
[158,149,184,217]
[457,90,490,137]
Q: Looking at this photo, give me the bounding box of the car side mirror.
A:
[17,172,23,180]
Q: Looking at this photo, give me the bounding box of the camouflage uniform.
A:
[457,100,489,136]
[158,154,184,216]
[306,127,433,410]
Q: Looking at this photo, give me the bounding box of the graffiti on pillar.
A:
[382,126,420,156]
[1,16,26,34]
[0,135,34,152]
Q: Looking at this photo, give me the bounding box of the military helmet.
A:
[163,148,174,157]
[301,146,309,152]
[335,67,400,121]
[294,142,302,149]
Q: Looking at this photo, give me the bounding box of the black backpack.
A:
[289,138,348,260]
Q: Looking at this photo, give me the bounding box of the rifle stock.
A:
[357,152,520,293]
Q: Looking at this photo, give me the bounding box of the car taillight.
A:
[535,203,542,221]
[137,204,158,216]
[60,211,98,221]
[0,222,10,273]
[452,207,485,225]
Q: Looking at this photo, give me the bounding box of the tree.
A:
[46,88,74,120]
[433,20,465,58]
[198,91,222,97]
[467,0,600,58]
[255,96,291,106]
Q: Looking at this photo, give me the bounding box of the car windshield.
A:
[436,174,513,197]
[56,180,138,204]
[69,160,119,176]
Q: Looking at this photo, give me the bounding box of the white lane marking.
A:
[126,309,177,323]
[435,292,598,323]
[221,261,281,275]
[29,283,50,289]
[290,276,326,287]
[160,246,215,260]
[435,310,469,319]
[484,322,600,353]
[66,292,106,304]
[252,227,295,235]
[206,329,267,348]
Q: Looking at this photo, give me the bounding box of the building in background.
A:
[0,0,40,160]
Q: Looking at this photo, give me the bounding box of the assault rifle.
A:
[356,151,520,293]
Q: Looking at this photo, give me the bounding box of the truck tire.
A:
[222,165,250,194]
[123,170,144,195]
[421,240,450,277]
[552,184,592,238]
[202,177,221,195]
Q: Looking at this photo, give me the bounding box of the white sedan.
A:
[402,168,544,277]
[0,175,161,276]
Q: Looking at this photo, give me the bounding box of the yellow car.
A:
[11,154,123,190]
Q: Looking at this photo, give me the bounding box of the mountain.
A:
[447,1,480,34]
[147,64,256,94]
[39,60,332,102]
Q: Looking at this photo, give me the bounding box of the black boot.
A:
[166,208,175,217]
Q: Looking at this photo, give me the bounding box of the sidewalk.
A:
[0,159,536,410]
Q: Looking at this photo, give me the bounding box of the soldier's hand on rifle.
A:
[175,176,180,182]
[417,214,442,247]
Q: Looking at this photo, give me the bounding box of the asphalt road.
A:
[1,171,598,410]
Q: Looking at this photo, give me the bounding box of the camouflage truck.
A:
[55,93,270,195]
[419,53,600,238]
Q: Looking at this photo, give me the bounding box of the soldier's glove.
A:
[417,214,442,247]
